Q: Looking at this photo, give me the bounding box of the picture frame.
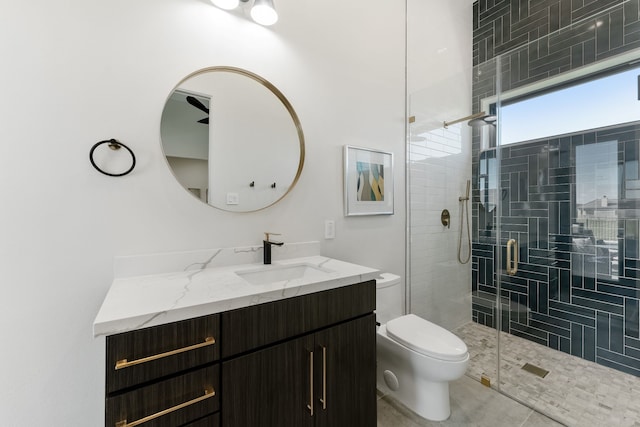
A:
[343,145,394,216]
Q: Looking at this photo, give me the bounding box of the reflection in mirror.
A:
[163,90,210,202]
[478,149,496,211]
[161,67,304,212]
[478,148,498,236]
[574,141,620,279]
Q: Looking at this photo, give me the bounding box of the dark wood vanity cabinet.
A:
[103,280,376,427]
[221,279,377,427]
[222,313,376,427]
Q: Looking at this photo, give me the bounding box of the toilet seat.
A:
[386,314,468,362]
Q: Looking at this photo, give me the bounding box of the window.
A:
[500,65,640,145]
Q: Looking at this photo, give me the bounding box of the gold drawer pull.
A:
[116,388,215,427]
[115,337,215,370]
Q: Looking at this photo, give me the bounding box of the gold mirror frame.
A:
[161,66,305,213]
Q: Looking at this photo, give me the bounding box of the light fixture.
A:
[211,0,240,10]
[211,0,278,26]
[250,0,278,26]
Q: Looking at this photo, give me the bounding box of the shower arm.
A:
[443,111,487,128]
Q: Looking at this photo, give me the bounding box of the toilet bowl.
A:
[375,274,469,421]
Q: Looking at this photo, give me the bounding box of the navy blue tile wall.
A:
[472,0,640,377]
[473,0,638,67]
[473,124,640,377]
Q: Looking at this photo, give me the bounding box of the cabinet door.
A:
[314,314,377,427]
[222,334,315,427]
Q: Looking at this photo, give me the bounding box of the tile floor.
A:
[454,322,640,427]
[377,374,563,427]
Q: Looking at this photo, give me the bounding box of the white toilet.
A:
[375,273,469,421]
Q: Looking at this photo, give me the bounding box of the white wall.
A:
[166,156,209,202]
[407,0,474,331]
[409,122,473,331]
[0,1,405,425]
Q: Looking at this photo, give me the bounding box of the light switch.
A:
[226,192,239,205]
[324,220,335,239]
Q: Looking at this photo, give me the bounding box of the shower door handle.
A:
[506,239,518,275]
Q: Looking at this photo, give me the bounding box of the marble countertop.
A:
[93,255,379,337]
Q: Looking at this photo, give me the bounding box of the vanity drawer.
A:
[183,412,220,427]
[221,279,375,357]
[106,314,220,394]
[106,364,219,427]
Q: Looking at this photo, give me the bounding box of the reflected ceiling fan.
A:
[186,95,209,125]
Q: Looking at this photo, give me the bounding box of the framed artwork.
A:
[343,145,394,216]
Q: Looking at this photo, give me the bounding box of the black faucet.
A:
[263,232,284,264]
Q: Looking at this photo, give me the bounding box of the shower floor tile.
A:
[455,322,640,427]
[377,374,561,426]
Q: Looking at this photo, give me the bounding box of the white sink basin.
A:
[235,263,334,285]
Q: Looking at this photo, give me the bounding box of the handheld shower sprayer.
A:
[457,179,471,264]
[459,180,470,202]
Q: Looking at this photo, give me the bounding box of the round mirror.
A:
[161,67,305,212]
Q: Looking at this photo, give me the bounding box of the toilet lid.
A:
[386,314,468,362]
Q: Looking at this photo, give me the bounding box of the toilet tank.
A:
[375,273,403,325]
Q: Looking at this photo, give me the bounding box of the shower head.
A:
[468,115,496,127]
